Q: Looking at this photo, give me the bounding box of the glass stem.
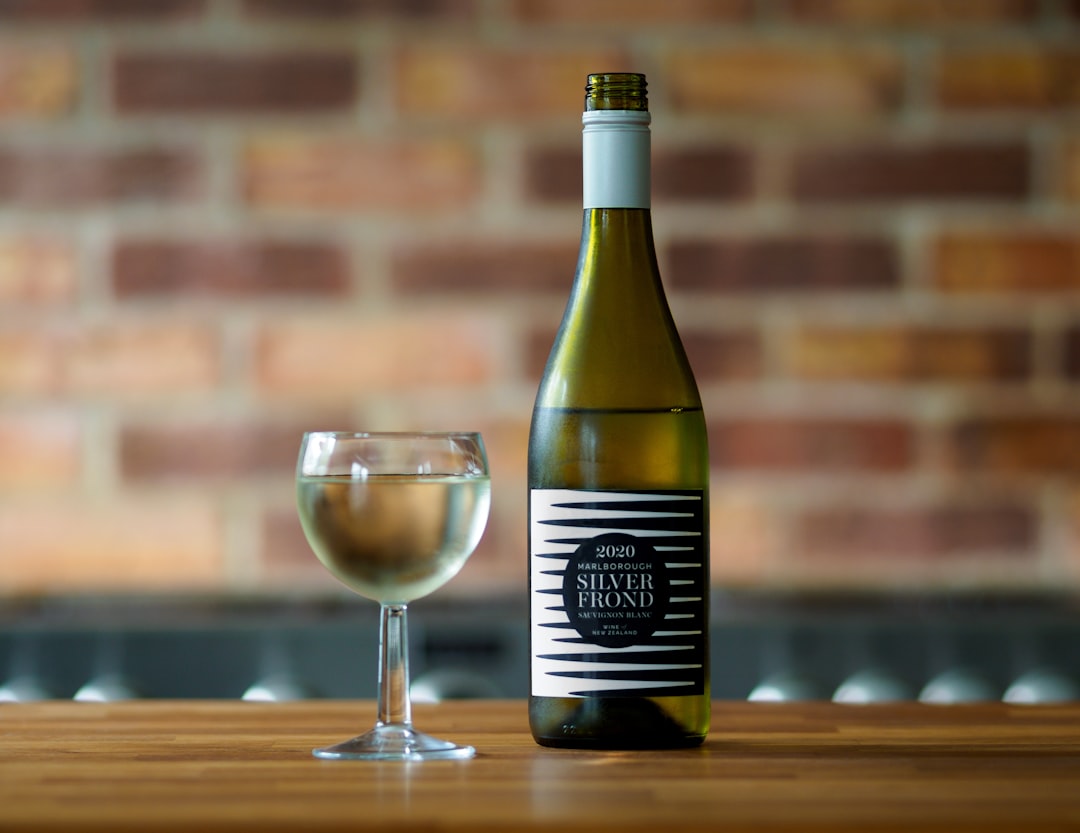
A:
[377,603,412,729]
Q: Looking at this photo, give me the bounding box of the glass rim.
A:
[301,431,483,440]
[298,430,489,478]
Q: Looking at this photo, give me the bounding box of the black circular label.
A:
[562,533,668,648]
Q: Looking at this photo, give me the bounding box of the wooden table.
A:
[1,699,1079,832]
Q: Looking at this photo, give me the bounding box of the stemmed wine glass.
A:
[296,431,491,760]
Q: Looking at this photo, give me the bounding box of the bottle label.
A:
[530,488,708,698]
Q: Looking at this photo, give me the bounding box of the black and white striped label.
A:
[530,489,707,698]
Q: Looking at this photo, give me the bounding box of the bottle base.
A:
[528,696,708,750]
[531,734,706,750]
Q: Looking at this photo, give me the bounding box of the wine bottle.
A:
[528,73,710,748]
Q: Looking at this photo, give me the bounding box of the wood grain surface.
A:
[1,699,1078,832]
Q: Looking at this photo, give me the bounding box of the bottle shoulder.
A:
[535,209,701,411]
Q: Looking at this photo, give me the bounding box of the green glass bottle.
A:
[528,73,710,748]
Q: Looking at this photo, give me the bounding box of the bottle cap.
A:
[585,73,648,112]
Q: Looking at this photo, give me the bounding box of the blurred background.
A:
[2,0,1080,702]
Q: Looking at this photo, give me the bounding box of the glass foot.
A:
[313,723,475,761]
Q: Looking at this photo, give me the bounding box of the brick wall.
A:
[2,0,1080,597]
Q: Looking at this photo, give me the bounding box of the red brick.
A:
[789,326,1031,382]
[0,410,80,490]
[260,506,336,584]
[1062,325,1080,378]
[68,323,219,396]
[796,502,1037,560]
[782,0,1038,25]
[451,512,524,596]
[790,142,1030,202]
[939,47,1080,110]
[0,145,202,206]
[256,312,500,396]
[708,490,775,585]
[0,0,204,20]
[113,52,357,115]
[243,135,479,211]
[1065,138,1080,202]
[522,147,579,203]
[0,44,75,118]
[0,322,219,398]
[112,239,349,299]
[781,552,1040,588]
[120,416,344,483]
[709,418,914,472]
[391,240,571,294]
[933,232,1080,292]
[523,145,756,204]
[466,417,531,591]
[243,0,474,19]
[0,330,54,395]
[526,329,555,380]
[948,417,1080,474]
[511,0,750,23]
[0,498,222,593]
[1066,489,1080,580]
[794,501,1036,561]
[666,46,903,116]
[654,147,757,202]
[0,238,76,305]
[394,47,627,120]
[666,235,899,292]
[677,330,764,383]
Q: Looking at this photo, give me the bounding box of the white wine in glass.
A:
[296,431,491,760]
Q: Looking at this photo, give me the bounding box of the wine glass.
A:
[296,431,491,760]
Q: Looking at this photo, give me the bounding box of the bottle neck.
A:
[576,208,662,297]
[582,109,651,210]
